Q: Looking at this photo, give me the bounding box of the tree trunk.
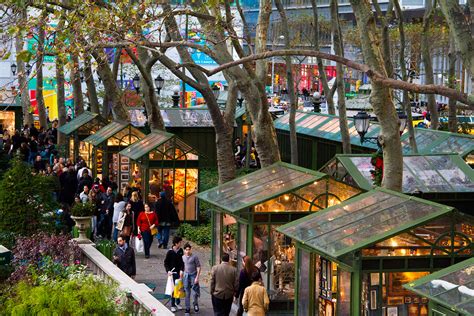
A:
[448,36,458,132]
[373,0,394,78]
[72,54,84,116]
[15,30,33,126]
[274,0,298,165]
[331,0,351,154]
[56,56,66,146]
[421,1,439,129]
[439,0,474,97]
[84,55,100,115]
[310,0,335,114]
[92,50,129,121]
[36,14,48,128]
[393,0,418,153]
[351,0,403,192]
[255,0,272,83]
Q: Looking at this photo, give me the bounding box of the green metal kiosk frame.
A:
[274,111,474,170]
[119,130,200,222]
[197,162,362,312]
[57,111,106,162]
[403,257,474,316]
[82,121,145,182]
[320,153,474,214]
[278,188,473,316]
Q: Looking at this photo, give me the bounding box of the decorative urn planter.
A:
[71,216,93,244]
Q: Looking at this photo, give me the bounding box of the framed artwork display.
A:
[387,306,398,316]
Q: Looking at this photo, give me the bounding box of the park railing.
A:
[79,244,172,316]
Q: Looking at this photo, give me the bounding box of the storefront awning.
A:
[197,162,326,213]
[119,130,196,161]
[58,111,100,135]
[274,111,474,157]
[277,188,454,261]
[83,121,129,146]
[323,154,474,194]
[403,257,474,315]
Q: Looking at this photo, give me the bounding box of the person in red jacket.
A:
[136,203,158,259]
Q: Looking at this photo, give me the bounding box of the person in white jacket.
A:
[112,193,126,241]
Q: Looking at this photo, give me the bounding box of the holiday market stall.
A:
[57,111,106,164]
[119,130,200,221]
[82,121,145,185]
[321,153,474,214]
[403,257,474,316]
[278,188,473,316]
[274,111,474,170]
[197,162,361,311]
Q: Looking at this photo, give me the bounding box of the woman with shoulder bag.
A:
[136,203,158,259]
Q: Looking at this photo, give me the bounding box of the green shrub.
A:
[4,275,125,315]
[0,231,16,250]
[177,223,211,245]
[0,158,59,235]
[70,202,96,217]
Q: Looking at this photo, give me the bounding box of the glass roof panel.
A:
[430,135,474,156]
[402,130,446,154]
[278,189,453,258]
[424,155,474,191]
[197,162,326,213]
[58,111,100,135]
[161,109,214,127]
[83,121,129,146]
[119,131,173,161]
[404,257,474,315]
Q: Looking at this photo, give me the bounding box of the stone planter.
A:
[71,216,93,244]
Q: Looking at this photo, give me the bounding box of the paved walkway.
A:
[134,239,227,315]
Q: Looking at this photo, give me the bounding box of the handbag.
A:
[173,279,186,299]
[116,213,125,231]
[145,212,158,236]
[121,226,132,237]
[165,274,175,297]
[134,235,144,253]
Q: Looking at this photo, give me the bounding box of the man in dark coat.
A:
[113,236,136,278]
[76,169,93,194]
[60,166,78,205]
[155,191,179,249]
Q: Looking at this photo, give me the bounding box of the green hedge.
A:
[176,223,211,245]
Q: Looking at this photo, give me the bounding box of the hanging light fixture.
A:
[212,84,220,99]
[353,111,371,141]
[25,63,32,76]
[397,110,408,134]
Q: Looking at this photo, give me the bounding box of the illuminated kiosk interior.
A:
[321,153,474,214]
[403,257,474,316]
[57,111,106,166]
[82,121,145,186]
[197,162,361,311]
[119,130,200,222]
[278,188,473,316]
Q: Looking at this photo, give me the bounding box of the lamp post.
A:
[132,74,147,124]
[312,91,322,113]
[79,68,84,83]
[212,84,220,100]
[154,75,164,95]
[172,88,180,108]
[25,63,32,76]
[11,63,17,76]
[353,110,408,147]
[96,70,102,83]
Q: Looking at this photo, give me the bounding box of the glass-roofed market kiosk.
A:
[403,257,474,316]
[197,162,361,311]
[278,188,473,316]
[321,153,474,214]
[83,121,145,187]
[57,111,106,165]
[119,130,200,221]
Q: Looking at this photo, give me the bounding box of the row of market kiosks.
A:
[197,162,474,315]
[58,112,201,221]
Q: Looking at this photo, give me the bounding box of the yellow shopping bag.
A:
[173,279,186,299]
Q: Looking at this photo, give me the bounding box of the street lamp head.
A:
[154,75,164,95]
[212,84,220,99]
[96,70,102,83]
[133,74,140,93]
[237,91,244,107]
[354,111,371,140]
[397,110,408,134]
[25,63,32,76]
[11,63,17,76]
